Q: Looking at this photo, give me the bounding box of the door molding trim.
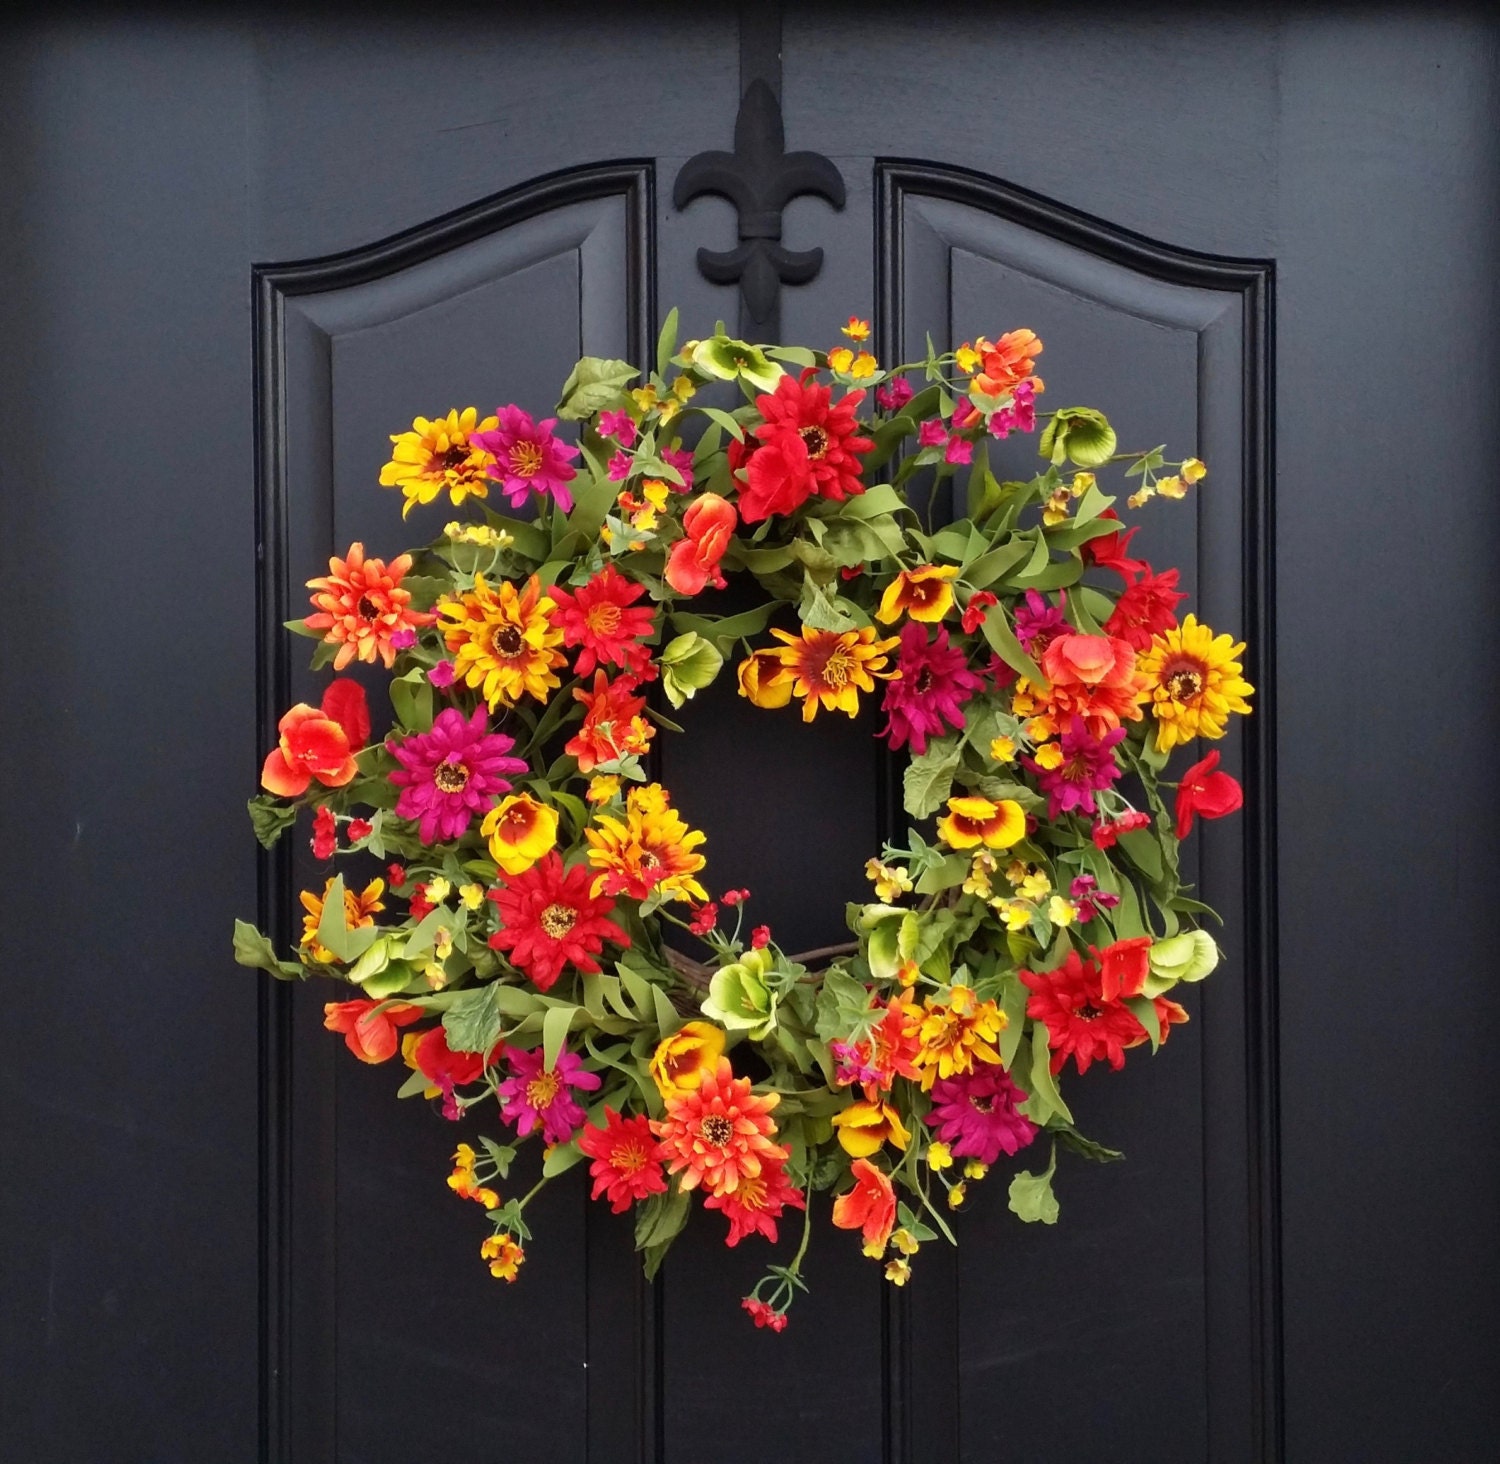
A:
[250,160,656,1463]
[875,158,1281,1463]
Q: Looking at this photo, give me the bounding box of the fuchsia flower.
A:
[311,806,336,860]
[497,1046,602,1145]
[427,660,456,688]
[387,705,527,844]
[1024,715,1126,819]
[917,420,947,449]
[472,405,580,511]
[660,443,694,482]
[1013,588,1070,659]
[607,451,634,481]
[880,622,985,755]
[597,410,637,446]
[925,1066,1037,1164]
[1069,874,1120,923]
[987,378,1037,439]
[945,437,973,465]
[876,378,913,411]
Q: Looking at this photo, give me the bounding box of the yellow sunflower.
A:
[379,407,498,517]
[768,624,900,721]
[584,783,708,904]
[912,986,1006,1089]
[1138,613,1254,753]
[436,574,565,710]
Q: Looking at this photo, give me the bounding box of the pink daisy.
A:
[471,405,581,512]
[1023,715,1125,820]
[387,706,527,844]
[880,622,985,755]
[497,1047,601,1145]
[924,1066,1037,1164]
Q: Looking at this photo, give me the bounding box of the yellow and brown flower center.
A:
[539,902,578,939]
[526,1071,562,1109]
[509,440,545,479]
[585,603,622,637]
[638,849,663,874]
[1164,662,1205,703]
[970,1094,995,1114]
[433,758,469,794]
[815,644,856,688]
[491,624,525,658]
[503,804,536,832]
[699,1114,734,1147]
[438,444,471,472]
[615,1139,649,1175]
[799,424,831,460]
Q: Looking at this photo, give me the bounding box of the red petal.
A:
[261,747,310,798]
[321,678,371,750]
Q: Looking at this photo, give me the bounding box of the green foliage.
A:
[1008,1144,1060,1224]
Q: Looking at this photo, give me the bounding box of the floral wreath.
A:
[236,310,1252,1328]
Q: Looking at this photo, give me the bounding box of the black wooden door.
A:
[3,8,1497,1463]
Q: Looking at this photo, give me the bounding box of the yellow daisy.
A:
[1138,613,1254,753]
[768,624,899,722]
[378,407,497,517]
[436,573,565,711]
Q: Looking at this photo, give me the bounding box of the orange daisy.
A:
[650,1057,787,1196]
[304,542,435,670]
[913,986,1006,1089]
[768,624,899,722]
[299,876,385,964]
[584,783,708,904]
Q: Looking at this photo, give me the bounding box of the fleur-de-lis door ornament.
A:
[674,77,846,342]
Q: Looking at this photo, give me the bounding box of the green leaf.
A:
[658,631,724,708]
[903,735,961,818]
[556,356,640,420]
[563,466,620,543]
[313,875,381,964]
[1007,1144,1060,1224]
[979,606,1046,688]
[668,603,778,649]
[634,1187,691,1251]
[478,1137,516,1177]
[962,539,1030,590]
[697,405,746,442]
[1118,827,1165,884]
[1052,1125,1125,1164]
[1125,995,1162,1051]
[1028,1022,1074,1125]
[542,1139,585,1178]
[542,1002,580,1070]
[839,483,907,520]
[231,920,303,981]
[247,797,298,850]
[442,984,504,1054]
[1038,407,1117,468]
[998,973,1028,1067]
[389,670,434,734]
[655,307,680,379]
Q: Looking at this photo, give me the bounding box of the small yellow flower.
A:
[1032,742,1064,772]
[1155,474,1187,500]
[885,1257,912,1286]
[458,883,485,910]
[896,959,921,989]
[1181,457,1207,483]
[927,1141,954,1171]
[433,926,454,960]
[641,478,672,513]
[1018,870,1051,902]
[1023,717,1052,743]
[1047,895,1076,928]
[865,858,913,902]
[1070,471,1096,497]
[962,853,996,899]
[586,774,622,805]
[890,1226,921,1255]
[630,384,660,414]
[954,341,985,373]
[480,1233,525,1282]
[841,316,872,342]
[425,962,448,990]
[1042,488,1072,527]
[1128,487,1154,510]
[425,876,452,904]
[963,1160,988,1181]
[989,735,1017,764]
[946,1181,968,1210]
[996,899,1034,932]
[671,375,697,402]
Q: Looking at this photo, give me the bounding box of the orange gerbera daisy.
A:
[304,542,436,670]
[379,407,498,517]
[436,573,566,710]
[299,876,385,964]
[875,564,959,624]
[767,624,899,722]
[584,783,708,903]
[650,1057,787,1196]
[913,985,1006,1089]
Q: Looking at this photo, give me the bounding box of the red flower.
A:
[741,1297,789,1332]
[1099,935,1153,1002]
[738,372,872,522]
[1090,810,1151,850]
[1175,749,1244,839]
[401,1023,500,1091]
[665,493,738,595]
[688,901,719,936]
[387,862,407,887]
[1081,510,1149,579]
[1103,567,1187,652]
[311,806,336,860]
[751,925,771,949]
[1020,949,1146,1076]
[322,998,422,1064]
[549,565,656,678]
[260,679,370,798]
[576,1106,668,1213]
[347,818,373,841]
[564,671,655,774]
[486,850,630,991]
[703,1157,806,1246]
[960,590,999,634]
[830,1157,896,1255]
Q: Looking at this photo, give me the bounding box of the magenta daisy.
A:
[497,1047,602,1145]
[1013,587,1070,658]
[924,1065,1037,1164]
[471,404,581,512]
[880,622,985,755]
[1023,715,1125,819]
[387,705,527,844]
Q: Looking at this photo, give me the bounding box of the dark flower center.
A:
[492,625,524,657]
[357,595,380,620]
[1166,667,1204,701]
[433,759,469,793]
[969,1094,995,1114]
[799,425,831,459]
[914,667,934,694]
[539,902,577,939]
[700,1114,734,1147]
[1073,1003,1101,1022]
[438,445,470,471]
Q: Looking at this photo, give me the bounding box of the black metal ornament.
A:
[673,78,845,334]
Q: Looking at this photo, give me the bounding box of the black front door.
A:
[3,9,1497,1463]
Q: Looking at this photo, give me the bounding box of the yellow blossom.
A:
[1047,895,1076,928]
[425,963,448,990]
[896,959,921,988]
[989,735,1017,764]
[1181,458,1207,483]
[832,1098,912,1158]
[480,1233,525,1282]
[1128,488,1154,509]
[927,1141,954,1171]
[1155,474,1187,500]
[424,876,452,905]
[641,478,672,512]
[890,1226,920,1255]
[459,883,485,910]
[586,774,621,805]
[995,899,1034,932]
[1070,471,1096,497]
[1042,488,1072,527]
[914,986,1006,1088]
[963,1160,989,1180]
[481,793,559,876]
[946,1182,968,1210]
[885,1257,912,1286]
[865,857,913,902]
[841,316,872,342]
[1023,717,1052,742]
[1032,742,1064,771]
[648,1020,725,1100]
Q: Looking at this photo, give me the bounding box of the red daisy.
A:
[486,851,630,991]
[564,671,655,774]
[738,371,873,522]
[576,1106,668,1213]
[1103,566,1188,652]
[549,565,656,678]
[1019,949,1147,1076]
[702,1156,806,1246]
